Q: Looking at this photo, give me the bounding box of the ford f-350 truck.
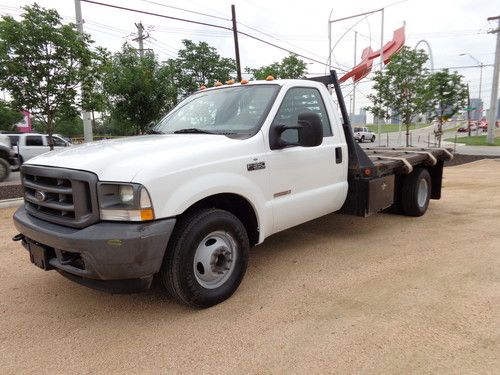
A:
[13,71,452,308]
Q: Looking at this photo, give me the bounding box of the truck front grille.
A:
[21,165,99,228]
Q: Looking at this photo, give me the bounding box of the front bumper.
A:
[13,206,176,292]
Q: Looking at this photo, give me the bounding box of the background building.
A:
[470,98,483,121]
[351,108,367,125]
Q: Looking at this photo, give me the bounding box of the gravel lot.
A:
[0,160,499,374]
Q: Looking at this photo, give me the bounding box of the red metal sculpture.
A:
[339,26,405,83]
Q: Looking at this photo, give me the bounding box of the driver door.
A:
[267,87,346,232]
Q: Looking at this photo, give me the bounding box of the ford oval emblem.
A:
[35,191,47,202]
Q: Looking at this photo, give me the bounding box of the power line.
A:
[81,0,231,31]
[80,0,345,70]
[433,64,494,70]
[236,21,326,61]
[236,30,345,69]
[139,0,230,21]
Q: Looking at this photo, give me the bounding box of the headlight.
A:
[98,183,155,221]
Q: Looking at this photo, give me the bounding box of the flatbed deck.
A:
[363,147,454,176]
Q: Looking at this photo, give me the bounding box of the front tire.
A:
[360,135,365,143]
[12,155,23,172]
[160,208,249,308]
[371,135,375,142]
[401,168,431,217]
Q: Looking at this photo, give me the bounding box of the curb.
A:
[0,198,23,209]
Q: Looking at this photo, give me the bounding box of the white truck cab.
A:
[13,73,452,307]
[6,133,71,164]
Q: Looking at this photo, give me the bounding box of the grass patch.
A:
[366,124,426,133]
[445,135,500,146]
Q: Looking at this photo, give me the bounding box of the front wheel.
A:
[160,208,249,308]
[12,155,23,172]
[401,168,431,216]
[360,135,365,143]
[371,135,376,142]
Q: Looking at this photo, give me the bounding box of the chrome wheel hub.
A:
[193,231,237,289]
[417,178,428,208]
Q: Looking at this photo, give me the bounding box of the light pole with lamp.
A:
[459,53,484,126]
[328,8,385,145]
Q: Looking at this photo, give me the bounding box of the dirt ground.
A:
[0,160,499,374]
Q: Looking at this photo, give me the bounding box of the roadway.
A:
[1,159,498,373]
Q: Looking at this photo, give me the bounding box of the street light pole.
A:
[379,8,384,146]
[328,9,333,73]
[352,31,357,120]
[460,53,484,123]
[486,16,500,144]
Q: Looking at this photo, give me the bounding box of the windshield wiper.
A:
[173,128,216,134]
[146,129,163,134]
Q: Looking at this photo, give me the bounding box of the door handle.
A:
[335,147,342,164]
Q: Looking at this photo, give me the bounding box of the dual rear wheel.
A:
[401,167,431,217]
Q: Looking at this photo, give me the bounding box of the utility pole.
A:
[134,22,149,58]
[487,15,500,145]
[74,0,93,143]
[231,5,242,82]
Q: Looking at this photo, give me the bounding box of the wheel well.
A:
[0,148,10,160]
[181,193,259,247]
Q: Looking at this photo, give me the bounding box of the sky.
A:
[0,0,498,119]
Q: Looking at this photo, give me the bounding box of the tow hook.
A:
[12,233,25,242]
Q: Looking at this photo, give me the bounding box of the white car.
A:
[353,126,376,142]
[5,133,71,165]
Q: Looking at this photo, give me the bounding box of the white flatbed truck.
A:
[13,71,452,307]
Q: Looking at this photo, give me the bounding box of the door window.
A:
[272,87,333,141]
[25,136,43,146]
[8,135,19,146]
[52,137,67,147]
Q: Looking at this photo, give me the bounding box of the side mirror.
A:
[270,112,323,150]
[146,121,157,134]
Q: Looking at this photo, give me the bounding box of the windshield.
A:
[153,84,280,135]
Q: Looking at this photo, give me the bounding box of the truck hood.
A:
[26,134,247,181]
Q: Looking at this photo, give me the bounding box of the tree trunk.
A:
[405,122,410,147]
[91,110,96,132]
[47,116,54,151]
[438,118,443,148]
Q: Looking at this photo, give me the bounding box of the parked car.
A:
[0,134,19,181]
[353,126,376,142]
[457,122,478,132]
[5,133,72,166]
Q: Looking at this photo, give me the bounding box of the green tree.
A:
[81,47,110,131]
[0,100,22,131]
[246,53,308,80]
[103,44,178,135]
[0,4,101,148]
[424,69,467,146]
[54,114,83,139]
[367,46,429,146]
[174,39,236,92]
